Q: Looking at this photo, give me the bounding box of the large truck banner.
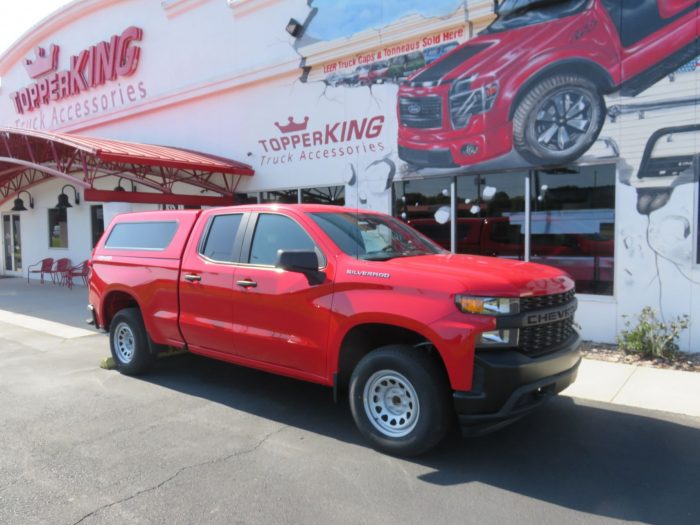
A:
[294,0,699,217]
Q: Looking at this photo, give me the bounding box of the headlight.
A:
[455,295,519,315]
[449,77,499,129]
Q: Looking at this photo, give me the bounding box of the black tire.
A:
[109,308,153,375]
[349,345,451,456]
[513,74,606,165]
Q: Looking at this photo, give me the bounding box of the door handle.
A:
[184,274,202,282]
[236,279,257,288]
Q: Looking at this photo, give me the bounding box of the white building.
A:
[0,0,698,351]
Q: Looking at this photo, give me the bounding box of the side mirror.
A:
[276,250,325,285]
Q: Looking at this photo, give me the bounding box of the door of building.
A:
[2,214,22,274]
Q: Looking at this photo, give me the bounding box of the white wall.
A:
[0,0,698,350]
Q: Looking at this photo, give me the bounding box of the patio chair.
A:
[65,260,89,289]
[48,258,72,286]
[27,258,54,284]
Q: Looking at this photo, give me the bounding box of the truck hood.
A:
[384,253,574,297]
[406,19,571,87]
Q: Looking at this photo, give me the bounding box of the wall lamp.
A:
[114,177,136,192]
[56,184,80,209]
[11,190,34,212]
[285,18,304,37]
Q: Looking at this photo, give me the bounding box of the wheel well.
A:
[102,292,139,330]
[508,61,614,120]
[336,323,449,393]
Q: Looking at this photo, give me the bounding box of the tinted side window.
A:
[249,214,316,266]
[602,0,683,48]
[105,221,178,250]
[200,214,243,262]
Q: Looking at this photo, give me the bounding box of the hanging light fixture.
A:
[56,184,80,209]
[11,190,34,212]
[113,177,136,192]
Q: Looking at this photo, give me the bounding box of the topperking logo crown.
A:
[275,116,309,133]
[24,45,60,79]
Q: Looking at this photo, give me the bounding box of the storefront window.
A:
[235,193,259,204]
[302,186,345,205]
[91,205,104,248]
[392,165,615,296]
[456,172,528,258]
[48,209,68,248]
[260,190,298,204]
[393,177,452,247]
[532,165,615,295]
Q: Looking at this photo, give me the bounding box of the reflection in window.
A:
[532,166,615,295]
[392,165,615,295]
[260,190,298,204]
[249,214,316,266]
[456,172,528,258]
[235,193,259,204]
[393,178,452,248]
[48,208,68,248]
[105,221,179,250]
[201,214,242,262]
[91,205,105,248]
[302,186,345,205]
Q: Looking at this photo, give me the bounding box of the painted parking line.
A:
[0,309,96,339]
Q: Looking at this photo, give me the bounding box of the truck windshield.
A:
[639,125,700,180]
[310,212,444,261]
[483,0,589,34]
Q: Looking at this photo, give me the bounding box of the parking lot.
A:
[1,278,699,525]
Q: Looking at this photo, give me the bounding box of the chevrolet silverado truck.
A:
[88,204,581,456]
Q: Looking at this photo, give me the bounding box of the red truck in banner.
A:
[88,204,581,456]
[397,0,700,168]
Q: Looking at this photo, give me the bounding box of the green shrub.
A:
[616,307,689,359]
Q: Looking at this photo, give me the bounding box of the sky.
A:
[0,1,466,52]
[307,0,463,41]
[0,0,73,57]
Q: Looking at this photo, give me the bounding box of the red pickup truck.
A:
[88,204,581,456]
[398,0,700,168]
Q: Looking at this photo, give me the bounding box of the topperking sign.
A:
[10,26,143,115]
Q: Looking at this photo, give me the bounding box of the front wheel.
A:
[349,345,451,456]
[513,74,606,165]
[109,308,153,375]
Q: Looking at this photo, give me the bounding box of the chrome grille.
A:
[399,97,443,128]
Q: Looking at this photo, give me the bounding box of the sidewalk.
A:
[1,276,699,419]
[0,276,90,329]
[562,358,700,418]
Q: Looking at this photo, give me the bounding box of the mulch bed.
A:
[580,341,700,373]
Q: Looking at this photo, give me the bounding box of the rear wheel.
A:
[513,74,605,165]
[109,308,153,375]
[349,345,451,456]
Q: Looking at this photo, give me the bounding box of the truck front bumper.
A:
[453,334,581,436]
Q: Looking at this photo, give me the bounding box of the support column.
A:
[524,172,531,262]
[450,178,457,254]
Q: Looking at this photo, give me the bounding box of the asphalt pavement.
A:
[0,277,699,524]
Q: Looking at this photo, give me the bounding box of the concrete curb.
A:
[563,358,700,418]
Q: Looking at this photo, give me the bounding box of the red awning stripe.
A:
[0,127,254,175]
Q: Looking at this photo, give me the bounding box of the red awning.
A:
[0,127,254,205]
[0,127,253,175]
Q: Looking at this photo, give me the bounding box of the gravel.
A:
[581,341,700,373]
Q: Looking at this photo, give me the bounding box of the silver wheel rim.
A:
[363,370,420,438]
[534,88,594,153]
[114,322,135,364]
